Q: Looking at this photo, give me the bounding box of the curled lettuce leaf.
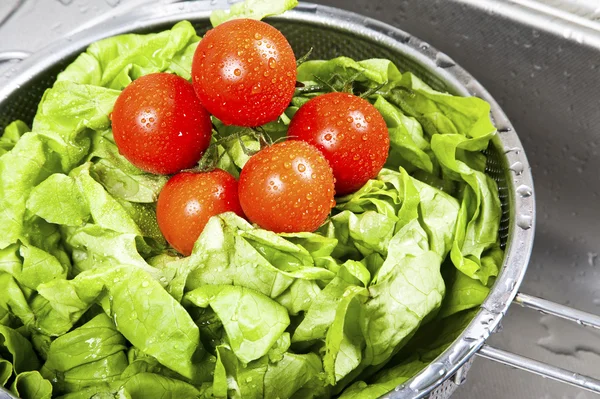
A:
[37,266,205,381]
[41,314,128,394]
[57,21,200,88]
[185,285,290,364]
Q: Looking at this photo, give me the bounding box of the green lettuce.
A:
[57,21,200,88]
[0,6,503,397]
[41,313,128,394]
[185,285,290,364]
[10,371,52,399]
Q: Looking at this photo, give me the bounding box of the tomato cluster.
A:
[110,19,389,256]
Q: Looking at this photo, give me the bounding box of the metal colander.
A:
[0,2,599,398]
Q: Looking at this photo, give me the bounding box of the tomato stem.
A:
[296,47,314,67]
[294,84,327,94]
[360,81,388,99]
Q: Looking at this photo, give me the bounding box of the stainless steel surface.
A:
[0,388,13,399]
[477,345,600,394]
[457,293,600,394]
[515,293,600,330]
[1,1,599,398]
[0,1,537,398]
[308,2,600,397]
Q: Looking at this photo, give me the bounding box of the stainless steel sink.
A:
[1,1,599,398]
[311,1,600,397]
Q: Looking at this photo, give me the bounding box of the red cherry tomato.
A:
[156,169,244,256]
[288,92,390,195]
[191,19,297,127]
[112,73,212,175]
[238,141,335,233]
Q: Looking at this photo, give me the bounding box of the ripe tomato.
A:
[191,19,297,127]
[287,92,390,195]
[238,141,335,233]
[112,73,212,175]
[156,169,244,256]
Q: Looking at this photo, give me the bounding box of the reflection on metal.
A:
[515,293,600,330]
[1,1,599,398]
[0,0,26,27]
[477,345,600,394]
[0,50,30,62]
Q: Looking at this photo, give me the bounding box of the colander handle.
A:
[474,292,600,394]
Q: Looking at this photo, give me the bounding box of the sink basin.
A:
[0,0,598,397]
[311,0,600,397]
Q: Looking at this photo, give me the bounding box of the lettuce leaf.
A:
[37,266,205,381]
[41,313,128,394]
[10,371,53,399]
[57,21,200,88]
[185,285,290,364]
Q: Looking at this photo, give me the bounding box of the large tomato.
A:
[238,141,335,233]
[156,169,244,256]
[191,19,297,127]
[288,92,390,195]
[111,73,212,175]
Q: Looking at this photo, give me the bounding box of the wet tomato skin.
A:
[191,19,297,127]
[288,92,390,195]
[111,73,212,175]
[156,169,244,256]
[238,141,335,233]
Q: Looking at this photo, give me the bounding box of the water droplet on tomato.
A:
[141,118,147,123]
[255,33,262,40]
[306,193,313,200]
[263,71,269,77]
[362,134,368,140]
[324,133,333,141]
[297,164,306,172]
[149,117,155,122]
[268,58,277,69]
[146,123,151,128]
[234,68,242,76]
